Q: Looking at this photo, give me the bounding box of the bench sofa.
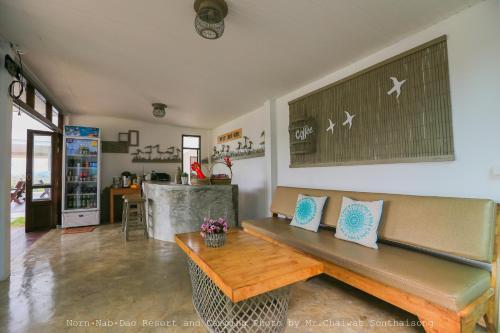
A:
[242,186,499,333]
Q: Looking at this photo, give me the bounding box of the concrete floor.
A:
[10,227,46,261]
[0,225,484,333]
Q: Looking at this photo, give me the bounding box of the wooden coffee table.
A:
[175,230,323,333]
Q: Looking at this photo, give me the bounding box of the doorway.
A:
[25,130,58,231]
[10,105,63,258]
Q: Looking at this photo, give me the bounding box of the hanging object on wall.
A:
[131,144,182,163]
[128,130,140,147]
[387,77,406,99]
[211,130,265,162]
[342,111,355,130]
[289,118,316,155]
[102,141,128,153]
[326,119,335,134]
[118,132,129,142]
[217,128,242,144]
[288,35,454,167]
[194,0,228,40]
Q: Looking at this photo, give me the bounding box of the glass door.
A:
[25,130,56,231]
[64,138,99,211]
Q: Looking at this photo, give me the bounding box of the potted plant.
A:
[181,172,189,185]
[200,217,228,247]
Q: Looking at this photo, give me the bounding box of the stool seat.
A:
[122,193,148,241]
[123,193,143,204]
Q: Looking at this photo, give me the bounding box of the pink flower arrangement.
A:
[200,217,228,237]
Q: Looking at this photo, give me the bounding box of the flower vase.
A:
[204,233,226,248]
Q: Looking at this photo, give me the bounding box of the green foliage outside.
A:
[11,217,25,228]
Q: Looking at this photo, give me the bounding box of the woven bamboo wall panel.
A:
[289,36,454,167]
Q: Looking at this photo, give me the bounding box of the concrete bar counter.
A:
[142,182,238,242]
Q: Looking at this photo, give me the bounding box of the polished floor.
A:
[10,227,46,260]
[0,225,485,333]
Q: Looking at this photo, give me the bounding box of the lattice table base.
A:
[187,257,291,333]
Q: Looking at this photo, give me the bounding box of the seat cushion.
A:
[271,186,497,262]
[242,218,491,312]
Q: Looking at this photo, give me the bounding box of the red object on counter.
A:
[191,162,207,179]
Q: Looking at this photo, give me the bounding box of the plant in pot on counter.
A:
[181,172,189,185]
[200,217,228,248]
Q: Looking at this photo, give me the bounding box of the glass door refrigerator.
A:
[62,126,101,228]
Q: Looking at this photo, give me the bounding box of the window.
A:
[34,89,46,115]
[182,135,201,175]
[52,106,59,127]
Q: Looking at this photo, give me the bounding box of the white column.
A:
[263,99,278,215]
[0,41,13,281]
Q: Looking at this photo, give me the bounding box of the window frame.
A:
[181,134,201,174]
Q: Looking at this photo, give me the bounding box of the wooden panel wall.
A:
[289,36,454,167]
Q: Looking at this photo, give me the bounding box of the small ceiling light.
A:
[194,0,228,40]
[152,103,167,118]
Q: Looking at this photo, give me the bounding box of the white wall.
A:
[211,107,268,220]
[0,40,13,280]
[69,115,211,187]
[273,0,500,202]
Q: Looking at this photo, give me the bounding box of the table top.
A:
[110,187,140,195]
[175,230,323,302]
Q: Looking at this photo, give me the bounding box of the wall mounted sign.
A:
[288,35,454,167]
[217,128,242,144]
[289,119,316,155]
[64,126,100,138]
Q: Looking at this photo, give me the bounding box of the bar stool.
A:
[122,193,148,241]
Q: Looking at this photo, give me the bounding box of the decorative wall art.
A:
[102,130,138,153]
[131,145,182,163]
[288,36,454,167]
[211,130,265,162]
[128,130,140,147]
[102,141,129,153]
[118,132,129,143]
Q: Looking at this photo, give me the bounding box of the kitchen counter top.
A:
[142,182,238,242]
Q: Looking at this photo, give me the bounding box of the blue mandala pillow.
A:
[290,194,328,232]
[335,197,383,249]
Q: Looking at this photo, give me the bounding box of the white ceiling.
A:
[0,0,481,129]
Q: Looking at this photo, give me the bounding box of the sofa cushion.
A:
[242,218,491,312]
[290,194,328,232]
[271,186,497,263]
[335,196,383,249]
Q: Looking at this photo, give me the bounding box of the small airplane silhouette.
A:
[387,77,406,98]
[326,119,336,133]
[342,111,355,129]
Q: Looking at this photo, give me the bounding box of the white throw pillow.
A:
[335,196,383,249]
[290,194,328,232]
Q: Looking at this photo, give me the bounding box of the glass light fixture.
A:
[194,0,228,40]
[152,103,167,118]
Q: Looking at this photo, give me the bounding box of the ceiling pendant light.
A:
[194,0,228,40]
[152,103,167,118]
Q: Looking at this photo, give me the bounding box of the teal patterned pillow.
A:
[290,194,327,232]
[335,196,383,249]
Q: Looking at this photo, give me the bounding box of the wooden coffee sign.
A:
[289,119,316,155]
[217,128,242,144]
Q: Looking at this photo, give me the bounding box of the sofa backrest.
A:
[271,186,497,263]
